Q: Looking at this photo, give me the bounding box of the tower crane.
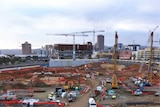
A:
[77,30,105,52]
[147,26,158,85]
[47,33,88,61]
[111,32,118,89]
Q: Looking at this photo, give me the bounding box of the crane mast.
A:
[112,32,118,89]
[148,32,153,84]
[147,26,158,84]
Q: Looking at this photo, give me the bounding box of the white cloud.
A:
[0,0,159,49]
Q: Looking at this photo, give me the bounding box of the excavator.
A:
[111,32,118,89]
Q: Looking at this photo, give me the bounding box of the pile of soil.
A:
[32,79,50,87]
[0,82,28,90]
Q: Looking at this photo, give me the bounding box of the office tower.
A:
[22,42,32,54]
[97,35,104,51]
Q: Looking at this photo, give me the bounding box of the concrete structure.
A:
[22,42,32,55]
[49,58,106,67]
[125,44,141,60]
[44,45,54,58]
[54,42,93,59]
[96,35,104,51]
[119,50,132,60]
[137,48,160,61]
[127,44,140,51]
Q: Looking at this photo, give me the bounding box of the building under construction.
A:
[54,42,93,59]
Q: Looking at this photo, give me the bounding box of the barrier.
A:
[0,100,66,107]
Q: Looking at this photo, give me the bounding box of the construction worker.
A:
[75,86,79,95]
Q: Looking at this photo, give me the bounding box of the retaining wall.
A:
[49,59,107,67]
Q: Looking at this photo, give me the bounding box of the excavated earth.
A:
[0,62,159,107]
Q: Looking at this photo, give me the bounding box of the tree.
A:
[132,54,136,60]
[25,56,31,61]
[32,56,38,61]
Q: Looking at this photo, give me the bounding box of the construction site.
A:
[0,32,160,107]
[0,58,160,107]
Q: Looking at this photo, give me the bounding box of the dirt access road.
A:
[67,79,99,107]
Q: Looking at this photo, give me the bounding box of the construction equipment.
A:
[147,26,158,85]
[108,90,116,99]
[134,26,158,95]
[67,91,77,102]
[111,32,118,89]
[0,91,16,100]
[63,80,79,90]
[134,82,144,96]
[48,92,56,100]
[22,98,39,106]
[88,97,97,107]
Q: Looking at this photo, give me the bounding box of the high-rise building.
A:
[22,42,32,54]
[97,35,104,51]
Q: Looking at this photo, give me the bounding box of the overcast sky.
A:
[0,0,160,49]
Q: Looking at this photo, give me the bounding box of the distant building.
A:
[126,44,140,51]
[117,43,124,50]
[137,48,160,61]
[125,44,141,60]
[22,42,32,55]
[96,35,104,51]
[43,45,54,57]
[119,50,132,60]
[54,42,93,59]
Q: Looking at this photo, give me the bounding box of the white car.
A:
[88,98,97,107]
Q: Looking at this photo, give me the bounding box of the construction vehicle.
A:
[65,80,80,90]
[111,32,118,89]
[133,82,144,96]
[133,63,156,96]
[88,97,97,107]
[147,31,154,86]
[0,91,16,100]
[48,92,57,100]
[48,87,67,99]
[145,26,158,86]
[22,98,39,106]
[108,90,116,99]
[63,84,69,90]
[67,91,77,102]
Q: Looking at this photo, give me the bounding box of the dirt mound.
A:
[101,63,125,70]
[0,82,27,90]
[32,79,49,87]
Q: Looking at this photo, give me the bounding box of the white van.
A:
[88,98,97,107]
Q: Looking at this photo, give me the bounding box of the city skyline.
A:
[0,0,160,49]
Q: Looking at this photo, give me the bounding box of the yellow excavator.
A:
[111,32,118,89]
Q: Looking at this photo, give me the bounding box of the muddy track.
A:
[67,79,99,107]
